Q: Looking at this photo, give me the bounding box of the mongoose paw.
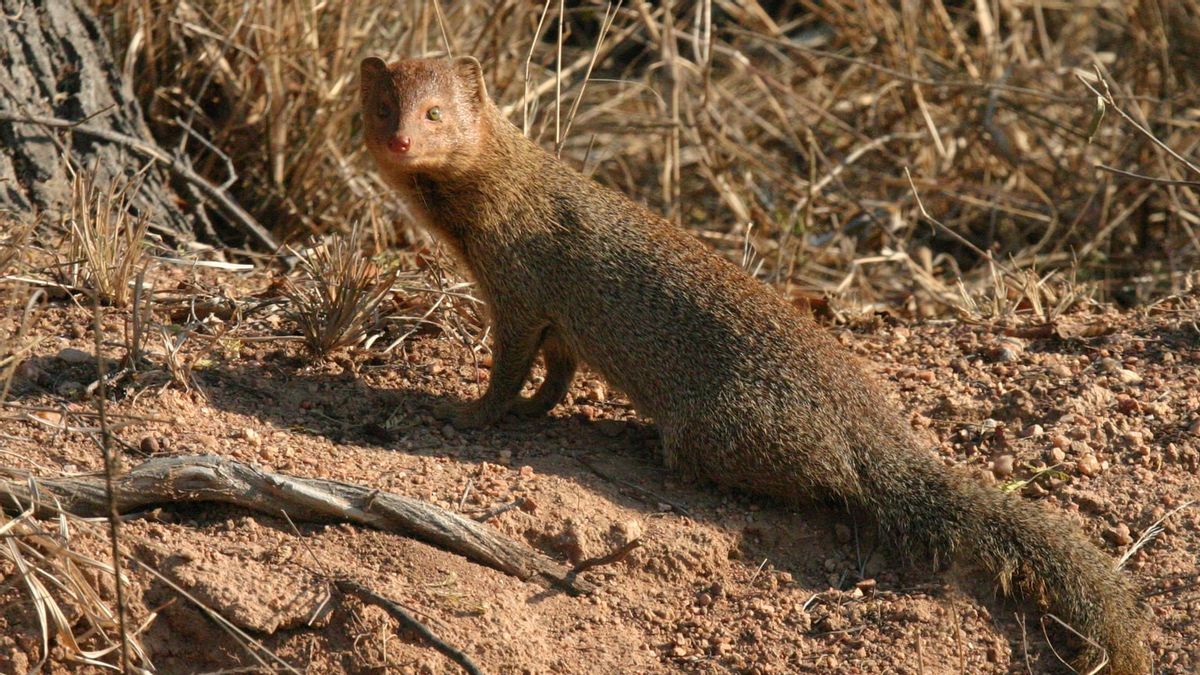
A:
[509,396,552,418]
[431,401,502,429]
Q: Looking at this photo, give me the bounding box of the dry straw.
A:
[99,0,1200,315]
[59,171,151,308]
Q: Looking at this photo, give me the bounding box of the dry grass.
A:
[0,220,39,402]
[0,500,153,671]
[96,0,1200,316]
[58,172,151,308]
[284,229,400,356]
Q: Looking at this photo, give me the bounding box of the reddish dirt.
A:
[0,270,1197,674]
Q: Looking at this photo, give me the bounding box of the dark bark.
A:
[0,0,194,240]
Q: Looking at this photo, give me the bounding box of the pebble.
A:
[497,449,513,465]
[987,338,1024,363]
[139,436,160,453]
[1116,368,1142,385]
[586,383,607,403]
[1189,419,1200,437]
[1021,424,1044,438]
[1076,454,1101,477]
[1047,447,1066,463]
[239,427,262,448]
[991,454,1014,478]
[833,523,853,544]
[56,347,93,364]
[441,424,457,439]
[1104,523,1133,546]
[1050,434,1070,449]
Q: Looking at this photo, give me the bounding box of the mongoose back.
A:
[360,55,1150,673]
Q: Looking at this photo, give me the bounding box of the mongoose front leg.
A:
[511,331,577,417]
[434,320,544,429]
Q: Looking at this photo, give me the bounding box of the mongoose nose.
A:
[388,135,412,154]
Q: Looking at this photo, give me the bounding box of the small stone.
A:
[519,465,534,477]
[1098,357,1121,372]
[139,436,160,454]
[696,592,713,607]
[915,370,936,383]
[987,338,1024,363]
[833,523,853,544]
[1051,434,1070,449]
[1069,440,1092,456]
[1047,447,1066,463]
[1076,454,1101,477]
[1116,395,1140,414]
[497,449,512,465]
[586,383,607,403]
[855,578,877,595]
[441,424,457,439]
[239,427,262,447]
[991,454,1015,479]
[1049,363,1073,378]
[1073,491,1108,513]
[56,347,93,364]
[1189,419,1200,437]
[1021,424,1044,439]
[1104,523,1132,546]
[1116,369,1142,385]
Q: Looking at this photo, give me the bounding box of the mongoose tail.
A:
[856,448,1149,674]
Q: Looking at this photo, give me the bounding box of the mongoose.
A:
[360,55,1150,673]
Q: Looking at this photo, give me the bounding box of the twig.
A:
[1077,68,1200,177]
[335,579,486,675]
[475,497,528,523]
[1041,613,1108,675]
[568,538,641,577]
[1096,164,1200,188]
[92,297,131,674]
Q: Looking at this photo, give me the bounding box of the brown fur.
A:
[360,56,1151,673]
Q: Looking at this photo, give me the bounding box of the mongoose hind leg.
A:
[435,319,547,428]
[510,330,578,417]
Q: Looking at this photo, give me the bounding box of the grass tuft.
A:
[284,228,399,357]
[59,172,151,308]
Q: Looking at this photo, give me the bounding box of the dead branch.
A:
[0,454,595,595]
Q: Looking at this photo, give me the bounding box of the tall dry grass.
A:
[96,0,1200,314]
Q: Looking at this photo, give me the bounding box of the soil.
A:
[0,267,1197,674]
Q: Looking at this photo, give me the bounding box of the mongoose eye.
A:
[375,104,391,119]
[426,107,442,122]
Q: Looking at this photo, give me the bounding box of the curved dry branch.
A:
[0,454,594,595]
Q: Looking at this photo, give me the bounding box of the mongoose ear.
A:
[453,56,488,105]
[360,57,389,98]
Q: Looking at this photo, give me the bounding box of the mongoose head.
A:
[360,56,489,180]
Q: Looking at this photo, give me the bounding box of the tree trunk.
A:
[0,0,194,241]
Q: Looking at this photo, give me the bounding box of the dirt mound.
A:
[0,283,1197,673]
